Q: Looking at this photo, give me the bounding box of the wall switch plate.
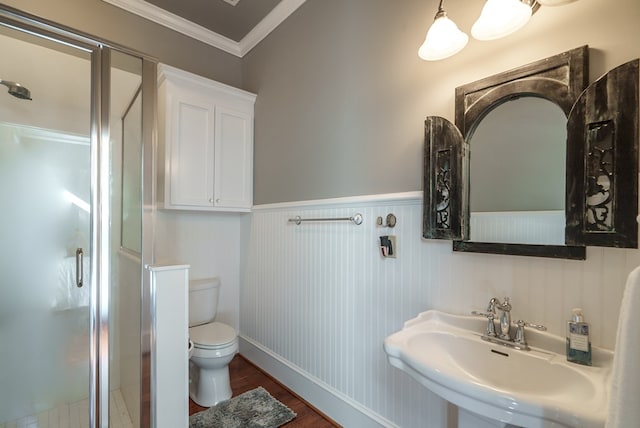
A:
[380,235,397,258]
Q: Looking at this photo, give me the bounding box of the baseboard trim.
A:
[238,335,398,428]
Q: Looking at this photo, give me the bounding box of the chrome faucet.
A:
[472,297,547,351]
[498,297,512,340]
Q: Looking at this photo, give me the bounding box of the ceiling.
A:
[145,0,281,42]
[102,0,306,57]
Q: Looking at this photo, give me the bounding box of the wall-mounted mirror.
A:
[423,46,639,259]
[468,97,566,246]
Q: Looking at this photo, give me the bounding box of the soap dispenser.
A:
[566,308,592,366]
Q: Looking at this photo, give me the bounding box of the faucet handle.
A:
[513,320,547,348]
[523,321,546,331]
[472,311,497,337]
[471,310,495,319]
[501,297,512,312]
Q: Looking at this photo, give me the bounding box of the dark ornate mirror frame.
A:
[424,45,639,259]
[565,59,639,249]
[455,46,588,259]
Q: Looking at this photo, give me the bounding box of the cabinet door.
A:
[168,87,215,208]
[214,106,253,209]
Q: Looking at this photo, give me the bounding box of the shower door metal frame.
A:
[0,5,157,428]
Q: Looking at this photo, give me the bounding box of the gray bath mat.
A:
[189,386,296,428]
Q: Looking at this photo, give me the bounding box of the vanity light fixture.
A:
[419,0,556,60]
[471,0,535,41]
[418,0,469,61]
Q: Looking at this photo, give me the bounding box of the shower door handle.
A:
[76,247,83,288]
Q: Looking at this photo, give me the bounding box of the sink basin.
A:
[384,310,613,428]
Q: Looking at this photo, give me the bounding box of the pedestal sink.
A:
[383,310,613,428]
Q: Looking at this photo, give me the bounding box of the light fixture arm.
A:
[527,0,542,14]
[434,0,446,19]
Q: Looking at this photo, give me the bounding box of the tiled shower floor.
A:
[0,389,132,428]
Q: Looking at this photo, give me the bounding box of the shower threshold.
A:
[0,389,132,428]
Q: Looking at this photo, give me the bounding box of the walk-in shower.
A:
[0,79,31,100]
[0,6,155,427]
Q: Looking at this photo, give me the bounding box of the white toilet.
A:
[188,277,238,407]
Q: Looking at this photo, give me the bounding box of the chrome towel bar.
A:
[288,213,363,226]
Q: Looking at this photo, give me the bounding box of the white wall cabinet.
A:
[158,64,256,211]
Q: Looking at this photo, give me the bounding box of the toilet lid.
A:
[189,322,236,348]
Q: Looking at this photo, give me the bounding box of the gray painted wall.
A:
[11,0,639,207]
[244,0,640,205]
[1,0,242,88]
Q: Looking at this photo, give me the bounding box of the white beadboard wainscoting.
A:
[470,210,565,245]
[240,192,640,428]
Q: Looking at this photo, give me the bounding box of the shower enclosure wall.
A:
[0,6,155,427]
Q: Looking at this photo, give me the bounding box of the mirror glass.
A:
[468,97,567,245]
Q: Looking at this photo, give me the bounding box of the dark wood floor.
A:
[189,354,339,427]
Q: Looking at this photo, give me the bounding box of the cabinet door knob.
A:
[216,198,220,203]
[209,198,213,203]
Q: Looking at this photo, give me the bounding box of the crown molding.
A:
[102,0,305,58]
[238,0,305,56]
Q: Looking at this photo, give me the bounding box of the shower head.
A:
[0,79,32,100]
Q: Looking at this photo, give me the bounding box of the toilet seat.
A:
[189,321,236,349]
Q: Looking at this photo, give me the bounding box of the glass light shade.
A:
[537,0,578,5]
[418,15,469,61]
[471,0,533,41]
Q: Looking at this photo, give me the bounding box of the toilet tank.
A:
[188,277,220,327]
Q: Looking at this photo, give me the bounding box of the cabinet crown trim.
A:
[158,63,256,103]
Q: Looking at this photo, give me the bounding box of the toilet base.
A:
[189,360,232,407]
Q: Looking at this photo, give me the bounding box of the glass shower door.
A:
[110,49,143,428]
[0,23,94,426]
